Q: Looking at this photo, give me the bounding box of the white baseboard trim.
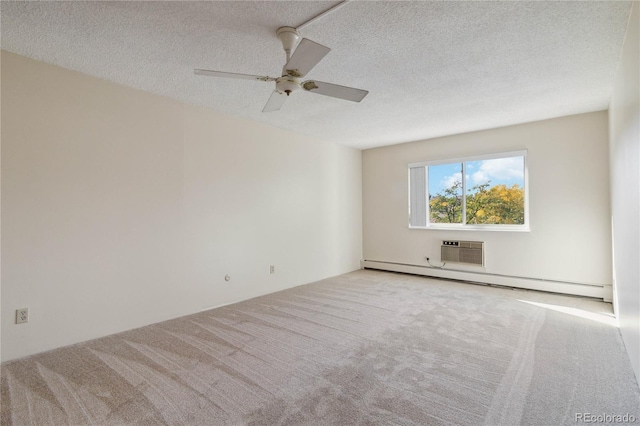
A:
[361,260,613,301]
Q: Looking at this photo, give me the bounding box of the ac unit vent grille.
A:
[441,241,484,266]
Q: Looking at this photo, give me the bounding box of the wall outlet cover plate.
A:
[16,308,29,324]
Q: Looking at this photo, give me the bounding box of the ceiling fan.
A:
[195,27,368,112]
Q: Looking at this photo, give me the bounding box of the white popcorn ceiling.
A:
[0,1,632,149]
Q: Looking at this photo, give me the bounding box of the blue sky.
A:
[428,157,524,196]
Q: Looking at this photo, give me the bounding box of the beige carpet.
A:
[2,270,639,425]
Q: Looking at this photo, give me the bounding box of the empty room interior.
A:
[1,1,639,425]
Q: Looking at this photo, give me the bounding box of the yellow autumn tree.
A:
[429,181,463,223]
[466,183,524,224]
[430,181,524,224]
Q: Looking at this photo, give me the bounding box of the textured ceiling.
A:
[0,1,632,149]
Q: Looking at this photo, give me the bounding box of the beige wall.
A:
[363,112,612,289]
[1,51,362,361]
[609,2,640,381]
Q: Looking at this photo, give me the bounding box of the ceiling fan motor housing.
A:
[276,76,301,96]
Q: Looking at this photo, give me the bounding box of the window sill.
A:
[409,225,530,232]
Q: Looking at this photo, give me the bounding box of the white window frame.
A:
[408,150,529,231]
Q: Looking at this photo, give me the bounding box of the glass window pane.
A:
[465,156,525,224]
[428,163,463,223]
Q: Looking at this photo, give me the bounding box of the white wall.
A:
[363,112,612,295]
[1,51,3,364]
[1,51,362,361]
[609,1,640,382]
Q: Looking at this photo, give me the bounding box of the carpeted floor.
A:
[1,269,639,425]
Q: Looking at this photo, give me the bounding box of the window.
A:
[409,151,528,230]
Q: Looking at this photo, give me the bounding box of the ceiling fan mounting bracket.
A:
[276,27,300,57]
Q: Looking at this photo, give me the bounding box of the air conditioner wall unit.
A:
[441,240,484,266]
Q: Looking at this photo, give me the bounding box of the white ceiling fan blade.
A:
[301,80,369,102]
[195,69,276,82]
[283,39,330,78]
[262,90,288,112]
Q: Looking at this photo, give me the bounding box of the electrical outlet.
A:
[16,308,28,324]
[270,265,275,274]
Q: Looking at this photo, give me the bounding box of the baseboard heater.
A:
[360,259,612,301]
